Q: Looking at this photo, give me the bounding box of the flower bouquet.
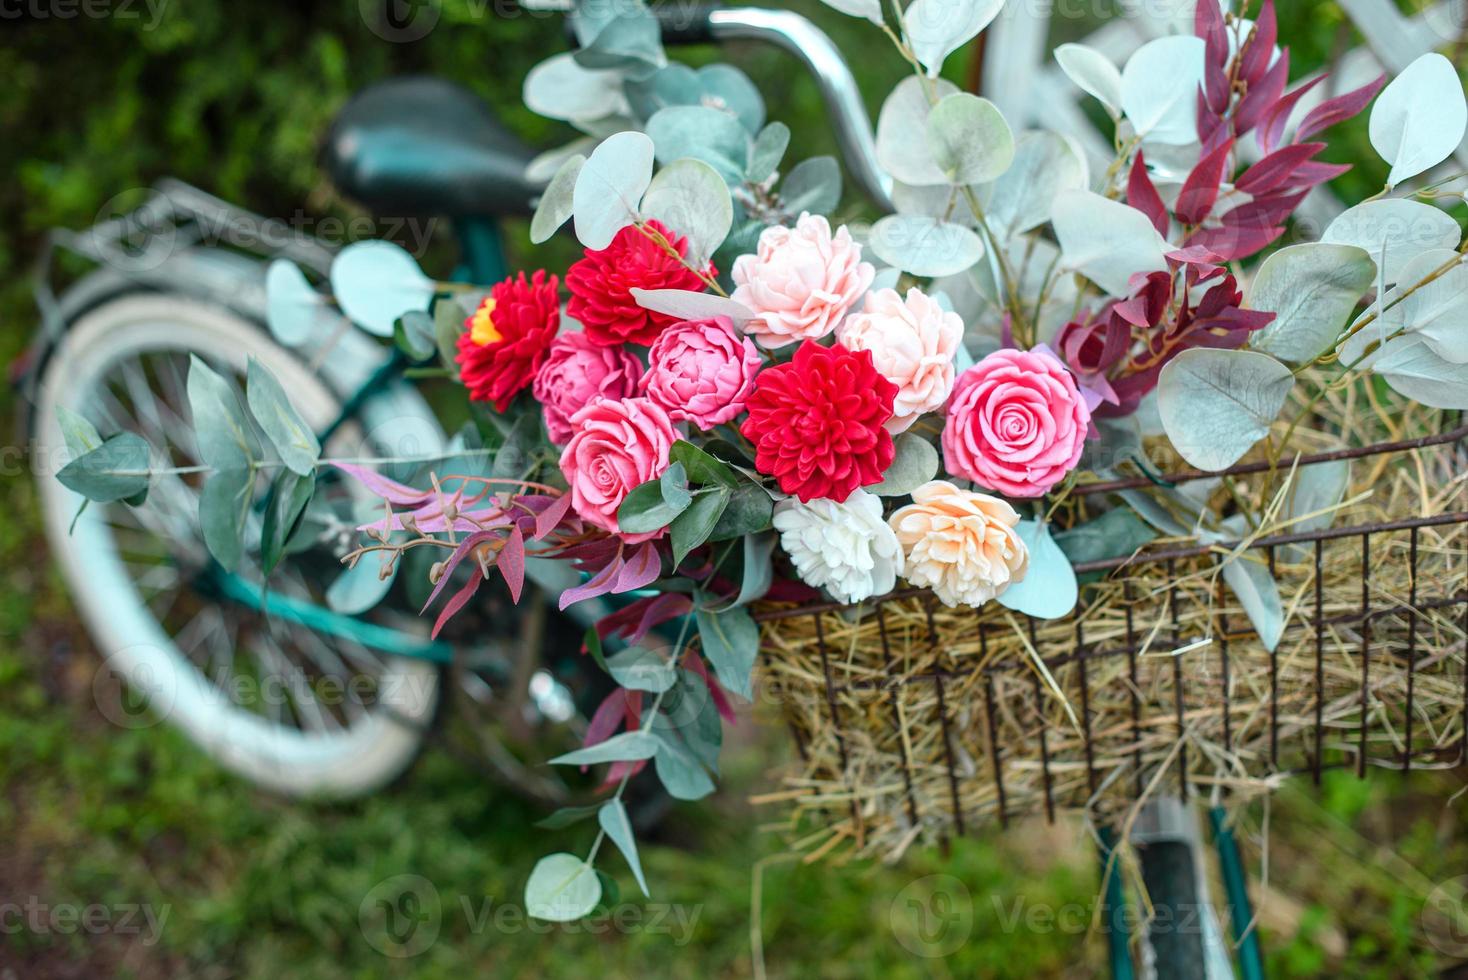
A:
[54,0,1468,922]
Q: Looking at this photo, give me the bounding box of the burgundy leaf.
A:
[432,572,481,639]
[332,463,434,506]
[558,550,625,611]
[1296,74,1385,142]
[683,651,737,724]
[1235,142,1324,196]
[1277,160,1351,193]
[497,524,525,603]
[1233,49,1290,136]
[596,592,694,645]
[1127,152,1170,238]
[419,529,499,615]
[584,689,629,751]
[1227,188,1310,228]
[1175,137,1234,225]
[1187,221,1286,262]
[533,491,574,541]
[1258,76,1326,154]
[601,759,647,788]
[612,541,663,594]
[1239,0,1277,84]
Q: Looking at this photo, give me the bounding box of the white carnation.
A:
[772,490,903,605]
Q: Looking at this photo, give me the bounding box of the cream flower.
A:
[772,489,903,605]
[836,286,963,433]
[730,212,875,349]
[888,481,1029,608]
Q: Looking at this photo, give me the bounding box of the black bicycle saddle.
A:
[321,76,542,218]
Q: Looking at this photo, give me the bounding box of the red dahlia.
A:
[456,270,560,411]
[565,220,713,347]
[740,340,897,503]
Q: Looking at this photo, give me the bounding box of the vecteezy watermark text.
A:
[0,898,170,946]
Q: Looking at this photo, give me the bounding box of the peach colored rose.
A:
[730,212,875,349]
[642,316,761,431]
[942,347,1091,499]
[533,332,644,444]
[559,397,677,544]
[837,286,963,433]
[888,481,1029,608]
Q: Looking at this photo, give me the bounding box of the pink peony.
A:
[533,333,644,444]
[559,397,678,544]
[942,348,1091,499]
[837,287,963,433]
[730,212,875,349]
[642,316,761,431]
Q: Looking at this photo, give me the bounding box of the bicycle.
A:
[19,4,1311,974]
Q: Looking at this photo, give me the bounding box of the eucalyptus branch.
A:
[634,220,728,296]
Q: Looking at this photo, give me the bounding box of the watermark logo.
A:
[92,650,177,730]
[890,874,973,958]
[359,874,442,958]
[1424,875,1468,958]
[360,0,440,42]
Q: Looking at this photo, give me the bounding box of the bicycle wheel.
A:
[33,292,441,797]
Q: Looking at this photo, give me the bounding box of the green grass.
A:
[2,1,1466,976]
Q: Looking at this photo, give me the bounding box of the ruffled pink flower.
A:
[942,348,1091,499]
[533,333,644,444]
[730,212,875,349]
[642,316,761,431]
[837,287,963,433]
[559,397,677,544]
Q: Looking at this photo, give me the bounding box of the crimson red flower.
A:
[740,341,897,503]
[565,220,712,347]
[456,270,560,411]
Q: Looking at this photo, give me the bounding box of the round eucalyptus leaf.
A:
[523,53,629,124]
[1051,190,1170,297]
[1374,335,1468,409]
[1369,52,1467,188]
[925,92,1014,186]
[904,0,1004,78]
[640,158,733,265]
[747,122,791,184]
[818,0,883,24]
[1121,36,1206,145]
[780,156,842,216]
[1321,198,1461,287]
[645,105,750,183]
[1157,349,1294,472]
[996,520,1078,620]
[977,131,1088,239]
[696,64,766,133]
[326,556,396,615]
[530,154,585,245]
[265,259,325,348]
[525,854,603,923]
[1249,243,1376,364]
[869,433,940,496]
[869,214,985,278]
[1055,43,1123,117]
[877,76,959,187]
[329,241,434,338]
[630,288,754,326]
[572,131,655,251]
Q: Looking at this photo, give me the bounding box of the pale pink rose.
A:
[889,481,1029,608]
[533,333,644,444]
[837,287,963,433]
[559,397,677,544]
[942,348,1091,499]
[730,212,875,349]
[643,316,761,431]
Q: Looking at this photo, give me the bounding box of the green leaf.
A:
[56,433,150,503]
[708,482,774,541]
[1321,199,1461,287]
[670,441,739,488]
[652,728,716,800]
[433,294,467,379]
[1369,52,1468,188]
[259,469,315,575]
[265,259,326,348]
[925,92,1014,185]
[327,557,396,615]
[645,105,751,183]
[1250,244,1376,364]
[187,355,260,472]
[654,668,723,773]
[670,488,730,568]
[904,0,1004,78]
[640,157,732,266]
[694,601,759,700]
[534,803,603,830]
[1054,509,1157,566]
[1372,336,1468,409]
[1221,555,1284,652]
[246,359,320,476]
[703,531,775,611]
[747,121,790,183]
[329,240,435,338]
[996,520,1079,620]
[618,462,692,535]
[530,153,585,244]
[598,799,649,898]
[199,466,253,571]
[583,625,611,675]
[573,4,663,75]
[573,131,655,251]
[605,646,677,694]
[548,730,660,767]
[55,405,102,458]
[870,433,940,497]
[779,156,842,216]
[1157,349,1294,472]
[393,309,438,362]
[869,214,985,278]
[525,853,602,923]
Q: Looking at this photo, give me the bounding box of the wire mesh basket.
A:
[754,425,1468,859]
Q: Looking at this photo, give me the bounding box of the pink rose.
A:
[533,333,644,444]
[942,348,1091,499]
[837,287,963,433]
[643,316,761,431]
[730,212,875,349]
[559,397,678,543]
